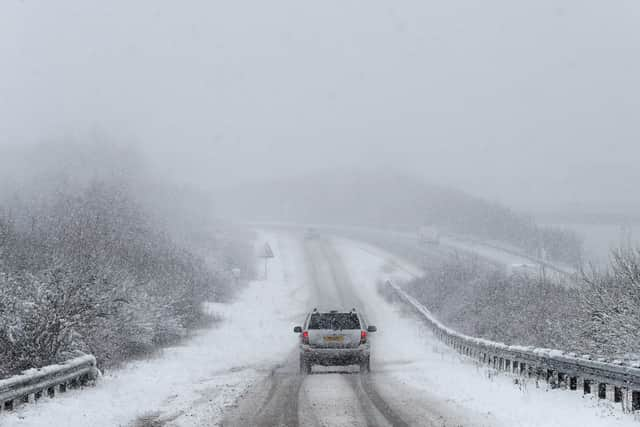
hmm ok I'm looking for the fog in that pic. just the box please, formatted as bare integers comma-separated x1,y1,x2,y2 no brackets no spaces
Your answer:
4,3,640,424
2,0,640,214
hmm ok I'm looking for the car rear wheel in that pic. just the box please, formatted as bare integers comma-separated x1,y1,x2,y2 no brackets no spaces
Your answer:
359,357,370,374
300,356,312,375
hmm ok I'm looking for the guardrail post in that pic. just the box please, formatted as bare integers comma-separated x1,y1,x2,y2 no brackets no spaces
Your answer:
557,372,566,389
544,369,550,382
597,383,607,399
549,370,559,388
632,390,640,411
621,388,631,412
569,376,577,390
613,386,623,404
546,370,558,388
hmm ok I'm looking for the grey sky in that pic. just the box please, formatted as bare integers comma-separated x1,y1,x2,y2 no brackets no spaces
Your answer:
1,0,639,213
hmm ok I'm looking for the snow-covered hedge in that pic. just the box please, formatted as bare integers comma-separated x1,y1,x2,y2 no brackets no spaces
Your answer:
404,247,640,361
0,142,251,378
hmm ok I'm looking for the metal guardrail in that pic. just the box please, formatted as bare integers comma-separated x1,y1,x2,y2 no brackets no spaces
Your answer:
386,280,640,413
0,354,99,412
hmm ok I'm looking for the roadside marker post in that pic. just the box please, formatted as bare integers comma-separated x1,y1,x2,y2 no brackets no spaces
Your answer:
259,242,275,280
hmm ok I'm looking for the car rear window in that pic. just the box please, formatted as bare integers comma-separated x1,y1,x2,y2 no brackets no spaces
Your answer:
308,313,361,330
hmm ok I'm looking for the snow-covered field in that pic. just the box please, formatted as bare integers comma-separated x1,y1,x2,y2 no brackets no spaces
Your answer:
333,237,638,427
3,232,309,427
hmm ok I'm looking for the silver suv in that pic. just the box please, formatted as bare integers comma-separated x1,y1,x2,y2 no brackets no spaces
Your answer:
293,309,377,374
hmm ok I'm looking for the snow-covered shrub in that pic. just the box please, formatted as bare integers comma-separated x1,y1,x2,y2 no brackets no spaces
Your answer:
404,246,640,359
579,247,640,356
405,254,582,352
0,141,251,377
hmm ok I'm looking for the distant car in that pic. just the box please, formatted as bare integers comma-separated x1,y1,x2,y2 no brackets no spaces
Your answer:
507,263,538,276
417,226,440,244
293,309,377,374
304,228,320,240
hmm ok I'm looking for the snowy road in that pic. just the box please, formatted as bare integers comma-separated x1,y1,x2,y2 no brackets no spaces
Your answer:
4,232,636,426
222,234,635,427
221,237,486,427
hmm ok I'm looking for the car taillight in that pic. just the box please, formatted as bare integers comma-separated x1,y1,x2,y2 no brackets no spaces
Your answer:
360,330,367,344
302,331,309,344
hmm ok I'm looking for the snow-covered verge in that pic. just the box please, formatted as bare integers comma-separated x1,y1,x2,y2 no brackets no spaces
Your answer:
333,238,639,427
2,231,309,427
0,144,256,379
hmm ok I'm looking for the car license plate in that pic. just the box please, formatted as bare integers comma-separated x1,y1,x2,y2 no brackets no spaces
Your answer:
323,335,344,342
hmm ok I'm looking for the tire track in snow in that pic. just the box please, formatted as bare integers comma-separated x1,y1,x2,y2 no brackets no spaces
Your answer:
310,238,410,427
220,350,302,426
223,233,475,427
299,373,368,427
319,237,488,427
